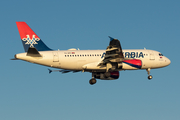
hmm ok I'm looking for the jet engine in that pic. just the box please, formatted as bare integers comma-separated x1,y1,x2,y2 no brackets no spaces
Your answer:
94,71,119,80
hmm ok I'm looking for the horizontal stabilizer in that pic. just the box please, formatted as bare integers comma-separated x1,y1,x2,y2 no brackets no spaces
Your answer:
11,58,19,60
48,69,80,74
27,47,42,57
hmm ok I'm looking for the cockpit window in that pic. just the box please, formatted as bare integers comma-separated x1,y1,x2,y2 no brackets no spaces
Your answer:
159,53,164,56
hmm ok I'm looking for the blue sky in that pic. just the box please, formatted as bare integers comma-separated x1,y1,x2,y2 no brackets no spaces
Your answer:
0,0,179,120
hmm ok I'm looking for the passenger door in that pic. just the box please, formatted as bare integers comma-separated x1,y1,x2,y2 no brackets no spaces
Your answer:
53,52,59,62
149,51,155,60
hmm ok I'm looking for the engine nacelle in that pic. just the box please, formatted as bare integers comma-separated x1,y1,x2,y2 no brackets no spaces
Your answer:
94,71,119,80
122,59,142,70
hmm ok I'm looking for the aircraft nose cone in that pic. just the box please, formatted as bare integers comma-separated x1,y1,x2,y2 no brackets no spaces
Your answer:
166,58,171,66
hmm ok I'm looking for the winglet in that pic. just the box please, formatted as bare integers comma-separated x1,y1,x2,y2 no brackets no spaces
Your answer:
108,36,121,49
108,36,115,41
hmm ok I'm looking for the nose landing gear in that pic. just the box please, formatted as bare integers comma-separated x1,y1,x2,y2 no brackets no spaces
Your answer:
146,68,153,80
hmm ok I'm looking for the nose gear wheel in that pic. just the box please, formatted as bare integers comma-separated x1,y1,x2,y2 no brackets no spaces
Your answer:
148,75,153,80
146,68,153,80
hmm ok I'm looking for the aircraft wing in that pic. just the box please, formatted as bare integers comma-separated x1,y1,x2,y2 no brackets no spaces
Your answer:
98,36,124,66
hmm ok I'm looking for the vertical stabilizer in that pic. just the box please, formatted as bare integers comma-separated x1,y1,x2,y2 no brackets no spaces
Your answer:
16,22,52,52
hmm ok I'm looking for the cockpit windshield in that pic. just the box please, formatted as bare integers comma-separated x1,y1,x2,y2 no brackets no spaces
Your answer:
159,53,164,56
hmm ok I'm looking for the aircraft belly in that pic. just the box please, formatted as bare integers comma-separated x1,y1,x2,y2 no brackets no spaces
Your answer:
60,58,79,70
60,57,102,70
82,62,106,70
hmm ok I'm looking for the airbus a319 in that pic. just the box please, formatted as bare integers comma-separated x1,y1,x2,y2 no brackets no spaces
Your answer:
12,22,171,85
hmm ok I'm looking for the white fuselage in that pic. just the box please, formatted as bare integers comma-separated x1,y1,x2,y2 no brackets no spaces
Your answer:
15,49,171,72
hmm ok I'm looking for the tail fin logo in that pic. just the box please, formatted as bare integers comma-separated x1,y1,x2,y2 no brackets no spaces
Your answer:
22,35,40,47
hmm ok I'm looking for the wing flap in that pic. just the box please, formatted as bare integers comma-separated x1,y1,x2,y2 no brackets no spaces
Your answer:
98,36,124,66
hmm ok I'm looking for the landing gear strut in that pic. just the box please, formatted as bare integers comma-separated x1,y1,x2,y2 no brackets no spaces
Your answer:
104,72,111,78
104,63,112,78
146,68,153,80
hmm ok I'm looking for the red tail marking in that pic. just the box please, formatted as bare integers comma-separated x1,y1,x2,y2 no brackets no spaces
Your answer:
16,22,40,40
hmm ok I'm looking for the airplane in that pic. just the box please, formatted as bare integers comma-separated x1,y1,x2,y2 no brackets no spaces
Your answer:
12,22,171,85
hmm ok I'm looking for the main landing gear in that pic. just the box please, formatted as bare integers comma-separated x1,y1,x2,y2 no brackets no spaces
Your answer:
146,68,153,80
89,78,97,85
89,73,97,85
